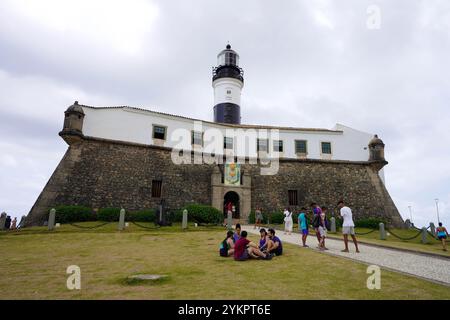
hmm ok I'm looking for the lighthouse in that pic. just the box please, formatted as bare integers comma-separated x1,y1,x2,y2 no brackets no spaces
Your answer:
212,44,244,124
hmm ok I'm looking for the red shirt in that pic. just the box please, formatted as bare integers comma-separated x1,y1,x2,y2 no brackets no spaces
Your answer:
234,238,250,259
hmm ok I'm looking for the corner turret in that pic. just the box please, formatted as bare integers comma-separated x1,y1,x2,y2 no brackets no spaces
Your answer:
59,101,85,144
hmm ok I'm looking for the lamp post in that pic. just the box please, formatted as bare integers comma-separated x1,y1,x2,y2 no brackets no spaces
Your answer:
434,198,440,223
408,206,413,223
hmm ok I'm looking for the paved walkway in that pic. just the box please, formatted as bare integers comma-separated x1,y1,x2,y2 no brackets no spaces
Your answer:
243,225,450,286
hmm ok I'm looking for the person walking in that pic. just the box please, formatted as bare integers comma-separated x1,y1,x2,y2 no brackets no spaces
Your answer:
436,222,449,251
254,207,263,229
298,207,309,247
283,207,293,235
337,200,360,253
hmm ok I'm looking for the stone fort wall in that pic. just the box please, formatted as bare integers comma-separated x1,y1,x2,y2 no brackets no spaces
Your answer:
26,137,403,227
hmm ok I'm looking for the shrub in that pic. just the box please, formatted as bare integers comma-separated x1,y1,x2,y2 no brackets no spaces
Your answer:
268,211,285,224
127,209,156,222
54,205,94,223
181,204,222,224
355,218,385,229
169,209,184,223
97,207,121,221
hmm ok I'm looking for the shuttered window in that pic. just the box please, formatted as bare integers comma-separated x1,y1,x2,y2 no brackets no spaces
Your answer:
152,180,162,198
288,190,298,206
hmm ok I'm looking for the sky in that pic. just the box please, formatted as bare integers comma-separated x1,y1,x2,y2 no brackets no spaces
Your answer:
0,0,449,228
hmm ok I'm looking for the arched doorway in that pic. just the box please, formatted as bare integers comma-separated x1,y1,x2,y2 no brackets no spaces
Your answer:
224,191,240,219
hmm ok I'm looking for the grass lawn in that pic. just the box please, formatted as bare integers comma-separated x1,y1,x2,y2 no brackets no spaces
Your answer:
265,223,450,258
1,222,449,300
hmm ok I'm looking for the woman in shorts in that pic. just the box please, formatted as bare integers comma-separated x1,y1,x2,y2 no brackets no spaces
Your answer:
436,222,449,251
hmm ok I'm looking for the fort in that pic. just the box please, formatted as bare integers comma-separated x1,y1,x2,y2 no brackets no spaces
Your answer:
25,45,403,227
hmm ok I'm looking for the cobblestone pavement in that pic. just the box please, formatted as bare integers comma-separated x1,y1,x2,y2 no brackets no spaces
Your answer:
243,225,450,286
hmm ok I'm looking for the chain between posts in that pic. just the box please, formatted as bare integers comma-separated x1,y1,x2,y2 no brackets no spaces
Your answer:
69,222,112,229
385,227,423,241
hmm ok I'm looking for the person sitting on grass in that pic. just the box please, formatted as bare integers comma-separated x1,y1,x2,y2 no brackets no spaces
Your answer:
234,231,272,261
233,224,242,243
259,228,269,252
298,207,309,247
436,222,449,252
266,228,283,256
219,230,235,257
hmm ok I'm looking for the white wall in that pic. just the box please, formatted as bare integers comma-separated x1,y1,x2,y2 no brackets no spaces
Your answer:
81,107,374,162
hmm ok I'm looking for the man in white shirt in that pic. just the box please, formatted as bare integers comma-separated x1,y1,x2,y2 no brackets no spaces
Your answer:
337,200,360,253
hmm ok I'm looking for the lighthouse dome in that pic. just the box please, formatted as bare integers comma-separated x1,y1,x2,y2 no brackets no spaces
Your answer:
217,44,240,67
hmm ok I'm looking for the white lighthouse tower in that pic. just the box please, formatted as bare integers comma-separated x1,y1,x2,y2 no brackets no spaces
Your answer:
212,44,244,124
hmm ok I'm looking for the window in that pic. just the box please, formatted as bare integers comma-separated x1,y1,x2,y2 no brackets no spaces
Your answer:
273,140,283,152
192,131,203,146
151,180,162,198
152,125,166,140
321,142,332,154
288,190,298,206
257,138,268,152
226,90,231,95
224,137,233,149
295,140,307,154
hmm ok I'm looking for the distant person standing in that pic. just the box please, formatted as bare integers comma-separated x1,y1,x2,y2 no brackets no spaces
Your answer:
436,222,449,251
5,216,11,230
311,203,322,244
224,201,233,226
337,200,360,253
254,207,263,229
10,217,17,230
283,207,293,235
318,207,329,250
298,207,309,247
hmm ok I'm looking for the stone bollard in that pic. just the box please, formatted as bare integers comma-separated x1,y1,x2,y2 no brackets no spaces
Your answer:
421,227,428,244
330,217,336,233
118,208,125,231
0,212,6,230
227,211,233,230
182,209,188,230
379,222,386,240
48,208,56,231
429,222,436,237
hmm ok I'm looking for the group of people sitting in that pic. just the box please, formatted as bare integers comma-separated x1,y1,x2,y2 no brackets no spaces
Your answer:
219,224,283,261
